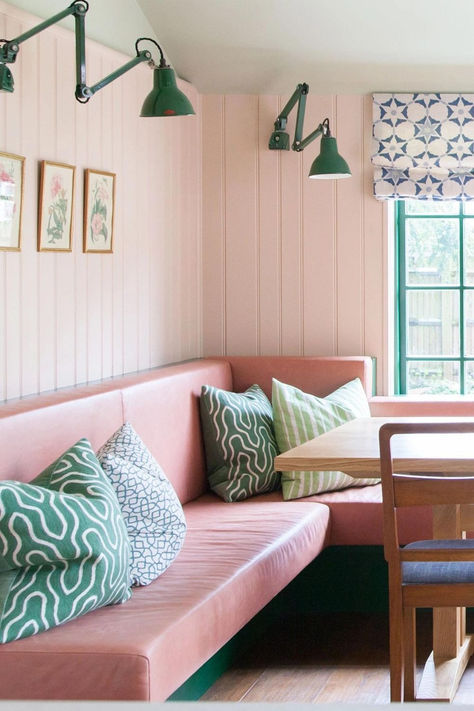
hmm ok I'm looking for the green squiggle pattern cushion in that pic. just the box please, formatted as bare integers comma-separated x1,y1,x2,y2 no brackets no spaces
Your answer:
0,439,131,643
273,378,380,499
200,384,280,502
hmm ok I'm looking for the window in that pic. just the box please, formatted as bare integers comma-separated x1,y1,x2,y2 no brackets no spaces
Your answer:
397,199,474,395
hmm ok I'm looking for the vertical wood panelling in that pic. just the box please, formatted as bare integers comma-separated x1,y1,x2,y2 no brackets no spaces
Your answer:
55,33,76,390
180,87,202,359
73,85,88,387
280,112,303,355
258,95,281,355
136,71,150,372
0,1,202,401
363,94,386,393
37,31,57,394
4,15,21,399
201,95,225,356
202,93,388,393
0,257,5,401
0,13,6,401
121,65,139,374
19,32,39,396
148,85,165,366
224,95,259,355
85,49,104,383
302,95,337,356
100,55,114,381
111,74,124,377
335,94,365,357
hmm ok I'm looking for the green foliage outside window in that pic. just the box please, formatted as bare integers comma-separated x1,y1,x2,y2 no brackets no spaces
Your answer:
397,200,474,395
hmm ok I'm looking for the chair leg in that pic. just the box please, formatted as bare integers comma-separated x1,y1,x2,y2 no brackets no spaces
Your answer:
389,595,404,702
403,606,416,701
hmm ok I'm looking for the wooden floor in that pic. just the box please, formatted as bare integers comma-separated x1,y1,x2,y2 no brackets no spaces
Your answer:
202,612,474,704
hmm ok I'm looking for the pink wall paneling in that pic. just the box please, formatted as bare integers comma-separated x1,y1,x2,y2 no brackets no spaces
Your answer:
201,92,389,394
0,0,202,401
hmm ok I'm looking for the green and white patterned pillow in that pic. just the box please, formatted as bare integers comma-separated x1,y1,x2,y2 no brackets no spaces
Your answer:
0,439,131,643
272,378,379,499
200,384,280,502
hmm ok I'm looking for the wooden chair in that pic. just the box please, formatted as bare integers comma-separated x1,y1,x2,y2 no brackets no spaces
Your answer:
379,421,474,702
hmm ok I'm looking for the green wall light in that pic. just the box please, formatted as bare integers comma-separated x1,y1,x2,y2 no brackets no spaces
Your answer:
269,84,351,179
140,57,195,117
308,127,351,180
0,62,13,93
0,1,195,118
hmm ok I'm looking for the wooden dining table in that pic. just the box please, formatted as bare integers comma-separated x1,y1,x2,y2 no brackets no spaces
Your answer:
274,415,474,702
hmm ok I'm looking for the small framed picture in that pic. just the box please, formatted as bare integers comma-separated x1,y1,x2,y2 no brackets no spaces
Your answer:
38,161,75,252
0,151,24,251
83,169,115,253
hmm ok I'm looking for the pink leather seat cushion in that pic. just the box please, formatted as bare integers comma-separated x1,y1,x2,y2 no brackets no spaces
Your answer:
0,494,330,701
253,486,432,546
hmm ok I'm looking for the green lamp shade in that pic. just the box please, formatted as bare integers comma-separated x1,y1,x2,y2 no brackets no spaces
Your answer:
309,134,351,179
140,66,195,117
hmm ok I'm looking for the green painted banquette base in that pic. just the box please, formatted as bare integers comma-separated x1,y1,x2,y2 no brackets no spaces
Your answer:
168,546,388,700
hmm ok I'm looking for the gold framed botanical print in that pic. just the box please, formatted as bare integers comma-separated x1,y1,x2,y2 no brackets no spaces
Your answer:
0,151,25,251
83,169,115,253
38,160,75,252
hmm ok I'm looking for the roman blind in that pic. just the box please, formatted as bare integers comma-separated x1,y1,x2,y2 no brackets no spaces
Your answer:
372,93,474,200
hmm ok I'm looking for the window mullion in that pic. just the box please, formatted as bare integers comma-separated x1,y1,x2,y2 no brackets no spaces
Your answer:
460,208,465,393
397,201,407,394
397,200,463,395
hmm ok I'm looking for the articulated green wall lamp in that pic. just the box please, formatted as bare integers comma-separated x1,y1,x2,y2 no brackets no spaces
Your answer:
0,0,195,117
269,83,350,179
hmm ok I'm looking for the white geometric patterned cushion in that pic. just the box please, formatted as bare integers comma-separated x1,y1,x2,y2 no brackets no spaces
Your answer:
97,423,186,586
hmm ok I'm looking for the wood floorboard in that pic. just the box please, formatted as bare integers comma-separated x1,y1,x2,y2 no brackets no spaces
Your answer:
200,669,264,702
241,668,334,703
202,612,474,704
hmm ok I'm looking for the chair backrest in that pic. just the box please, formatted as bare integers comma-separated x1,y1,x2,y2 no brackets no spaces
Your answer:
379,421,474,569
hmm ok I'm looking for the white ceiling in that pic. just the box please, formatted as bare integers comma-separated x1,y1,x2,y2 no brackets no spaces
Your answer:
137,0,474,95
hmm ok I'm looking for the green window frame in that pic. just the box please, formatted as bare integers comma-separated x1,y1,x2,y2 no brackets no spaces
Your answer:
396,200,474,395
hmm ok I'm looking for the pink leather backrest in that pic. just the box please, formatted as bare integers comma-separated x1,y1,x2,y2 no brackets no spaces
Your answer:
0,356,372,505
0,359,232,504
121,360,232,503
0,391,124,483
220,356,374,399
370,395,474,416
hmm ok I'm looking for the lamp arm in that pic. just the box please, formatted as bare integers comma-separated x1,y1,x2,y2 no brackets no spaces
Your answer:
272,82,308,131
74,14,155,102
294,117,331,152
0,1,87,63
0,2,160,105
294,123,324,152
76,51,151,102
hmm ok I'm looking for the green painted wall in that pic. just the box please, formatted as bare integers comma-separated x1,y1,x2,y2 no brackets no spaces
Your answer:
4,0,158,56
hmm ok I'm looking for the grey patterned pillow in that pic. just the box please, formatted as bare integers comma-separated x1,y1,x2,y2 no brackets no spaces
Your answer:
97,423,186,586
200,384,280,502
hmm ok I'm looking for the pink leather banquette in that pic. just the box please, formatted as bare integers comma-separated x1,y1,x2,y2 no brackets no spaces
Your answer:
0,355,445,700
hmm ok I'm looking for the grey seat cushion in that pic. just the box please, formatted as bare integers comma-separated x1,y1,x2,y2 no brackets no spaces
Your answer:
403,539,474,584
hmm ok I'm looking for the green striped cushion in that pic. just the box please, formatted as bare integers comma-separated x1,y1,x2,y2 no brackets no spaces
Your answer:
200,384,280,502
273,378,379,499
0,439,131,643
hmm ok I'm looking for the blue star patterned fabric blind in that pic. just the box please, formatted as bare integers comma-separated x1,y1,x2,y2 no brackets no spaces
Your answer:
372,93,474,200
